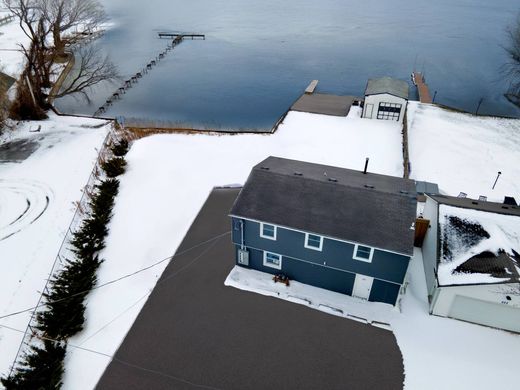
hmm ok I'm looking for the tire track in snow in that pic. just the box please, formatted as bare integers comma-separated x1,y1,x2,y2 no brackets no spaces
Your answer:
0,180,53,241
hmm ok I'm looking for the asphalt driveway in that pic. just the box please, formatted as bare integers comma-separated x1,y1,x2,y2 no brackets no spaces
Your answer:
96,187,404,390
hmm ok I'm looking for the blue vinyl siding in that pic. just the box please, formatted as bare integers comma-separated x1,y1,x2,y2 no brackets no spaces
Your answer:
242,246,356,295
369,280,401,305
231,217,410,305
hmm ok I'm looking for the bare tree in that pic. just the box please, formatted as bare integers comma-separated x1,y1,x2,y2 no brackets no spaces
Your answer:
504,15,520,106
3,0,116,118
52,45,117,102
44,0,107,56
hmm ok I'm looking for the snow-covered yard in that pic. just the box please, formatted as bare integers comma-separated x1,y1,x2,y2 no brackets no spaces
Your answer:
407,102,520,202
59,106,520,390
0,114,109,376
0,12,29,78
61,110,405,388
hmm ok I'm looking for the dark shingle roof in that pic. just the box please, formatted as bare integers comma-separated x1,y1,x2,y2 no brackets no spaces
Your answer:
231,157,417,255
365,77,409,99
454,251,520,284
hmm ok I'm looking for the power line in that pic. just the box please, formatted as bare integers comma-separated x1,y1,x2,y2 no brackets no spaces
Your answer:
0,231,231,320
0,324,222,390
78,237,221,346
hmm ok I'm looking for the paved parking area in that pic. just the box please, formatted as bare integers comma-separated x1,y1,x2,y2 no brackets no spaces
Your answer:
96,188,404,390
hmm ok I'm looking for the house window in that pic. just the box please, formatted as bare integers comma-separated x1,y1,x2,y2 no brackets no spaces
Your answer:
377,102,402,121
263,251,282,270
260,223,277,240
305,233,323,251
353,244,374,262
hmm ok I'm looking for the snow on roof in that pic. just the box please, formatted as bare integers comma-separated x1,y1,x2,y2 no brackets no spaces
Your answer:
438,204,520,286
365,77,409,99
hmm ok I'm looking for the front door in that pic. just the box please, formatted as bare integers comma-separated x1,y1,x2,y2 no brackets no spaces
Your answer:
364,103,374,118
352,274,374,300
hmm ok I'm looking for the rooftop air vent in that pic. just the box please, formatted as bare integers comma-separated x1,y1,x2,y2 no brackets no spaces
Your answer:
294,172,303,176
328,178,338,182
260,166,270,170
364,184,374,189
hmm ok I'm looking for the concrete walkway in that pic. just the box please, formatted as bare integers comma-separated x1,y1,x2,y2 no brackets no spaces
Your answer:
96,188,404,390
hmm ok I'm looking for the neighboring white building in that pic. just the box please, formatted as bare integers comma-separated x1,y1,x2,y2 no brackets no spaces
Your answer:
362,77,409,124
421,194,520,333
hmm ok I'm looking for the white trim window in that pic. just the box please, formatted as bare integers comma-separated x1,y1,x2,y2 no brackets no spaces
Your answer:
263,251,282,270
353,244,374,262
304,233,323,251
260,223,277,240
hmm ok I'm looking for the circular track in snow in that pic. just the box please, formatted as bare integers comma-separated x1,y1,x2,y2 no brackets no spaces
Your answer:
0,180,53,241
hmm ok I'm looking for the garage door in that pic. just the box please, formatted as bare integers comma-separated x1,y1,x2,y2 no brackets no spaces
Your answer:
449,295,520,332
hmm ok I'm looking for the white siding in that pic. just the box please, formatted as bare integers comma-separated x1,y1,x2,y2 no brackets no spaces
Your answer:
432,283,520,332
421,197,439,299
362,93,407,124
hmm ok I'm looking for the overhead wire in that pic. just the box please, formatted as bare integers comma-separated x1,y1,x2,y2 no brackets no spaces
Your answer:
0,323,222,390
0,230,231,320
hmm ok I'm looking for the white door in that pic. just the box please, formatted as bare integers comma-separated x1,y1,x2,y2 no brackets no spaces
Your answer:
352,274,374,300
364,103,374,119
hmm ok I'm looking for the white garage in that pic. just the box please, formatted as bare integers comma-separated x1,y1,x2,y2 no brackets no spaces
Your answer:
421,194,520,333
362,77,409,124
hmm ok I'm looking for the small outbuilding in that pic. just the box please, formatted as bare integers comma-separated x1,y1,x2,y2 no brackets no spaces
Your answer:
421,194,520,332
230,156,417,306
362,77,409,124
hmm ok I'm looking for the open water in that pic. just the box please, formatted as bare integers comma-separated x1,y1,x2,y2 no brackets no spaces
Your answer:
55,0,520,130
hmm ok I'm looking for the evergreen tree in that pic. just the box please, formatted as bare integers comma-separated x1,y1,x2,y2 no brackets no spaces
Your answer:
101,157,126,178
1,340,66,389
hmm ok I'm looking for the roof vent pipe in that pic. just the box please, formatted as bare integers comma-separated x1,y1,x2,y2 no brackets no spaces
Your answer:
363,158,369,174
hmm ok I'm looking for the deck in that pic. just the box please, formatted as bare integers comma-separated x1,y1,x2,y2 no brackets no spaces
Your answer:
291,93,361,117
411,72,432,104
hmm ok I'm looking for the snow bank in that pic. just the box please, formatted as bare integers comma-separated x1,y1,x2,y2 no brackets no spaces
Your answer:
225,265,396,328
0,114,109,376
61,111,404,389
407,102,520,202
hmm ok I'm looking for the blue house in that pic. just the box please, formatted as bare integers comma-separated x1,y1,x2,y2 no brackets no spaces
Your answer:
230,157,417,305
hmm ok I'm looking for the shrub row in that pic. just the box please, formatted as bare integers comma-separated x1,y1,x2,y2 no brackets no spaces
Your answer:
1,140,128,389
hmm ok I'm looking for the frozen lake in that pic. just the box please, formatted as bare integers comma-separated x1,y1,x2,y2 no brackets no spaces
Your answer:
55,0,520,130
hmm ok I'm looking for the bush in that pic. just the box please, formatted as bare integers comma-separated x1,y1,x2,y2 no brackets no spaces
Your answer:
110,139,129,156
101,157,126,178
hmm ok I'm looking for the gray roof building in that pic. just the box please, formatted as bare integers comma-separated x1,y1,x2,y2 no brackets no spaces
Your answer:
365,77,409,100
231,156,417,255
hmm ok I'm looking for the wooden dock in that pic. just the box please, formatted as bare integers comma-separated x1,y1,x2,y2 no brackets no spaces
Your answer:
305,80,319,94
411,72,432,104
158,32,205,40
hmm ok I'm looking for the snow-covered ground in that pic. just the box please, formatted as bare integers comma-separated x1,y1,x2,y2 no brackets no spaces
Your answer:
61,110,404,388
0,114,109,377
225,265,395,329
407,102,520,202
0,12,29,78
